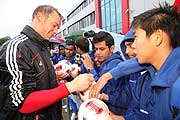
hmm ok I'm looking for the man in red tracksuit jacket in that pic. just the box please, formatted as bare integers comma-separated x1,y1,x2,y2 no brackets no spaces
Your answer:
0,5,93,120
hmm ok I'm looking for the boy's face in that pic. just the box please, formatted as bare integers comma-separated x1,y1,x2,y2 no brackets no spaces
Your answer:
54,46,59,53
94,41,114,63
133,28,157,64
65,45,75,58
124,41,136,59
59,46,65,55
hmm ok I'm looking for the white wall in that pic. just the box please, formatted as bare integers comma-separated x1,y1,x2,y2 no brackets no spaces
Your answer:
59,1,95,33
129,0,174,24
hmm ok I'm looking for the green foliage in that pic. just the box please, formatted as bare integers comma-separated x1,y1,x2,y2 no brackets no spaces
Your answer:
64,30,85,41
65,35,82,41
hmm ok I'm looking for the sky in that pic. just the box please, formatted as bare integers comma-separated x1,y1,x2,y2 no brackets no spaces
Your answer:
0,0,80,38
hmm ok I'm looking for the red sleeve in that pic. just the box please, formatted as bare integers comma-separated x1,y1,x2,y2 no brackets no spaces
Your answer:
19,82,70,114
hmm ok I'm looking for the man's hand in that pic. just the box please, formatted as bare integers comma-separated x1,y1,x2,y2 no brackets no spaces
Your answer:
56,70,69,80
99,93,109,101
82,53,94,69
65,74,94,93
89,72,112,98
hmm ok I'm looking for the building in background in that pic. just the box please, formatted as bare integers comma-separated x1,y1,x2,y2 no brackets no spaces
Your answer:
59,0,174,37
60,0,95,37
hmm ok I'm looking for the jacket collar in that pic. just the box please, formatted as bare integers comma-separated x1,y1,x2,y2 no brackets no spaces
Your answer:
147,47,180,87
101,51,123,66
21,25,49,48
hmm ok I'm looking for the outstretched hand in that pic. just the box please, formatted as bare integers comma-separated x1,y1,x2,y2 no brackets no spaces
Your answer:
66,73,94,93
89,72,112,98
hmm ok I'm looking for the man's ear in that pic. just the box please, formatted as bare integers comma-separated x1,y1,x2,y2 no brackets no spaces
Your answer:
110,45,115,53
155,29,163,47
35,12,45,22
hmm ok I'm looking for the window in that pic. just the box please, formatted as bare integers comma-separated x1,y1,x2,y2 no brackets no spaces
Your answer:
100,0,122,33
90,12,95,25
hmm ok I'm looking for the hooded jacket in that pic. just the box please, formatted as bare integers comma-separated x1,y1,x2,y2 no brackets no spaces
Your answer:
124,47,180,120
120,29,135,60
120,29,142,93
99,51,131,115
52,52,65,65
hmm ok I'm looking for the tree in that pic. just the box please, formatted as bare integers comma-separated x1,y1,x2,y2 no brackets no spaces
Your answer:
64,30,85,41
65,35,81,41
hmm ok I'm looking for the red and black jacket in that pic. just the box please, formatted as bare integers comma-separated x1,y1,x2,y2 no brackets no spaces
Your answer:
0,25,69,120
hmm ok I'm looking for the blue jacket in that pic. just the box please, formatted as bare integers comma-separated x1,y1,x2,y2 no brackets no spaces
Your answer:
124,47,180,120
64,55,76,64
51,43,66,65
120,29,142,93
52,53,65,65
109,58,145,80
120,29,135,60
98,51,131,115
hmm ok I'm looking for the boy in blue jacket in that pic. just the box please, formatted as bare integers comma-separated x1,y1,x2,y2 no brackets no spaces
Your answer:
84,31,131,115
120,29,142,93
93,3,180,120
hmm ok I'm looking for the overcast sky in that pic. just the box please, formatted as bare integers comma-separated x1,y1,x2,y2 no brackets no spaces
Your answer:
0,0,79,38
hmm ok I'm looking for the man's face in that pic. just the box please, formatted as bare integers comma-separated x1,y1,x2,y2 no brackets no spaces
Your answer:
59,46,65,56
54,45,59,54
40,11,61,40
94,41,114,63
133,28,156,64
125,41,136,59
65,45,75,58
94,53,102,67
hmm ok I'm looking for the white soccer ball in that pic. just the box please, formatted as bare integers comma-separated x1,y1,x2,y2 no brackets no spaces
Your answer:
54,60,72,75
78,98,110,120
70,63,81,78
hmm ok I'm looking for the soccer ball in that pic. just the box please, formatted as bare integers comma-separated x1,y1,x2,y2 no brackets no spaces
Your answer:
54,60,72,75
79,81,101,101
70,63,81,78
54,60,81,77
78,98,110,120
